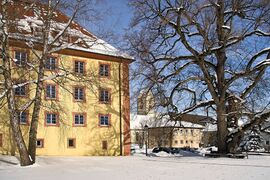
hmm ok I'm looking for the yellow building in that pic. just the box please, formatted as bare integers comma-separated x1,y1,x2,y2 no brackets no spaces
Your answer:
131,90,211,149
0,2,133,156
131,114,205,149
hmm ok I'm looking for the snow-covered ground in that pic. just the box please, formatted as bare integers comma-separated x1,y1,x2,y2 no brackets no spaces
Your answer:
0,154,270,180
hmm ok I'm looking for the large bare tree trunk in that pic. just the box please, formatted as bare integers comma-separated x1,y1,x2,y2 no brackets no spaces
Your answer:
28,21,48,163
216,104,228,153
28,66,45,163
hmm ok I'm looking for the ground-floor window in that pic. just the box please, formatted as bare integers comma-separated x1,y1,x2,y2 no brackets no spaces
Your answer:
68,138,76,148
0,134,2,147
102,140,107,150
36,139,44,148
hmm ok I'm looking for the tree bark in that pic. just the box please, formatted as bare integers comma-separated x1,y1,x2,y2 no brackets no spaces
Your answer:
28,46,46,163
216,104,228,153
28,3,50,161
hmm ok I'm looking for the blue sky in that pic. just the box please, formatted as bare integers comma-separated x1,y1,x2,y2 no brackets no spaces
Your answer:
82,0,133,42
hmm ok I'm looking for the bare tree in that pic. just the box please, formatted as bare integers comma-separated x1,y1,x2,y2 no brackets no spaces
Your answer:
1,0,103,165
0,0,32,166
128,0,270,153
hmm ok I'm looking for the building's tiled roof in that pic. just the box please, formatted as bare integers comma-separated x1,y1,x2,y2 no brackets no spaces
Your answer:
4,0,133,60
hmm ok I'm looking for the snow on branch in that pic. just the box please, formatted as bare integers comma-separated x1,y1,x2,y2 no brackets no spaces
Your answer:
228,109,270,137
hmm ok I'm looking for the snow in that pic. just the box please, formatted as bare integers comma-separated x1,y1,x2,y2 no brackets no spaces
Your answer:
1,154,270,180
8,6,133,60
222,25,231,30
130,113,205,129
202,123,217,132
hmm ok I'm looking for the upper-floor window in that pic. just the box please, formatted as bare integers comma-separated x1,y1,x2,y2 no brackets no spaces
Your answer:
45,112,58,126
46,57,57,71
74,87,85,102
15,51,27,66
99,114,110,126
45,84,57,100
14,83,27,97
99,89,110,103
74,60,85,74
73,113,86,126
17,111,28,125
99,64,110,77
180,129,183,135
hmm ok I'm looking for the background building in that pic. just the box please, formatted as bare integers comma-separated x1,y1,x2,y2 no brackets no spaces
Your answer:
131,90,214,149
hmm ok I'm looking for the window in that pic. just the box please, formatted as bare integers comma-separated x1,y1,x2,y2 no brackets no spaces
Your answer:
99,89,110,103
174,140,178,144
191,140,193,144
15,51,27,66
73,87,85,101
45,112,58,126
74,60,85,74
191,129,194,135
36,139,44,148
102,140,108,150
180,140,183,144
15,84,27,96
73,113,86,126
135,132,139,142
185,129,188,135
99,64,110,77
45,84,57,100
46,57,57,71
0,134,2,147
266,141,270,145
99,114,110,126
17,111,28,125
68,138,76,148
186,140,188,144
180,129,183,135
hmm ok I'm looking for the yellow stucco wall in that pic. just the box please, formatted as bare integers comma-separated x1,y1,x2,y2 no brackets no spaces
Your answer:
0,47,128,156
146,127,203,149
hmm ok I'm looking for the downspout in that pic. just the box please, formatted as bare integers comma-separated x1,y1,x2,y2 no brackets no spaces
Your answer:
119,62,123,156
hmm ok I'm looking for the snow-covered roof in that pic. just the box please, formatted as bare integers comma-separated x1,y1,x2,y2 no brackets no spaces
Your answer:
5,1,133,60
203,123,217,132
130,113,205,129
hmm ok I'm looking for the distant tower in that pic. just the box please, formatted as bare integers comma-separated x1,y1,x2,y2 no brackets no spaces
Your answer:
137,90,155,115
